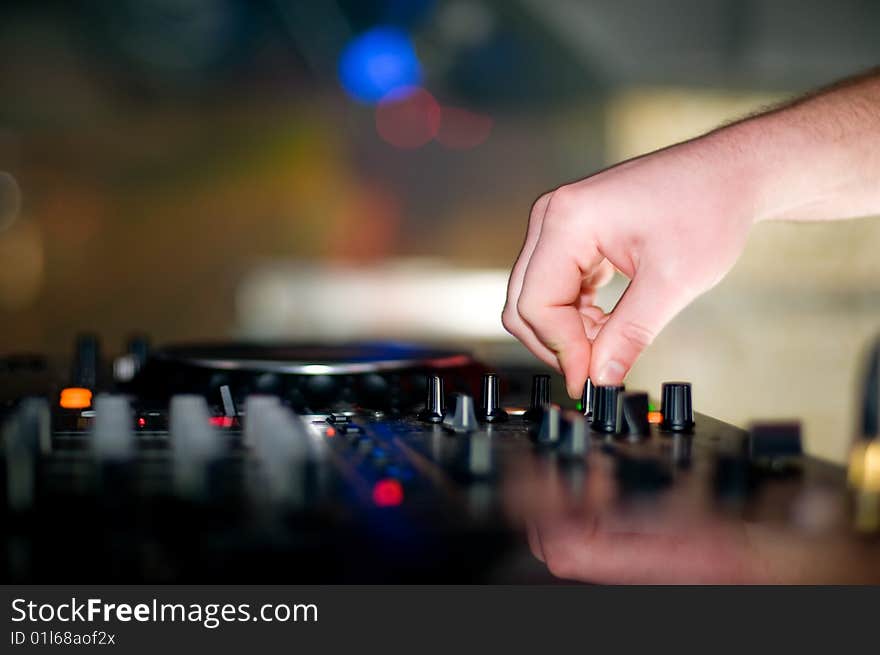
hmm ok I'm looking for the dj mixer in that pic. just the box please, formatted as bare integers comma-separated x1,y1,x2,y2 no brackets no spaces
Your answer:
2,336,879,583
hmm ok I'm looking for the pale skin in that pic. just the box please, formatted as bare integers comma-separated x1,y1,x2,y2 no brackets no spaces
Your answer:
502,69,880,582
503,68,880,398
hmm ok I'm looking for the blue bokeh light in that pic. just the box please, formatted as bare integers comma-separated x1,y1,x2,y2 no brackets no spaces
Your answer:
338,27,422,104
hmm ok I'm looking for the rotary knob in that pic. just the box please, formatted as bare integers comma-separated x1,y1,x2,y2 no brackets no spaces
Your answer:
660,382,694,432
620,391,650,438
523,374,551,422
480,374,508,423
443,393,479,433
91,395,135,462
418,375,446,423
559,410,589,458
590,385,625,434
535,403,562,445
580,378,595,417
170,395,223,500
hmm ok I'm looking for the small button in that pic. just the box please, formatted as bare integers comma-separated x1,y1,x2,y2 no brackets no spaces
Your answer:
60,387,92,410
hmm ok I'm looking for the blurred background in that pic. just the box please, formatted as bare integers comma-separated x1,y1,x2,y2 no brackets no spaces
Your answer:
2,0,880,463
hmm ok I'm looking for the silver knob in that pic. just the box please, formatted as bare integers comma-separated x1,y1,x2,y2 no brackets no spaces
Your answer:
443,393,479,433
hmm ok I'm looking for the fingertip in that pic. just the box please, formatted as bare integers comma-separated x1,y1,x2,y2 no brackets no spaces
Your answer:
558,346,590,399
565,376,584,400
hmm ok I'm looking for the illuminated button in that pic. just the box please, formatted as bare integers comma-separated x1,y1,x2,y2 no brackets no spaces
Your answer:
647,411,663,424
372,478,404,507
208,416,234,428
60,387,92,409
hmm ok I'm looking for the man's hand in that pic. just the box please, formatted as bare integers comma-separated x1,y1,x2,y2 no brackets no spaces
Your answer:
503,69,880,397
503,138,756,397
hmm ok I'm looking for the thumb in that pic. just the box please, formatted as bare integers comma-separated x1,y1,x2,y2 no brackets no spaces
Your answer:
589,272,691,384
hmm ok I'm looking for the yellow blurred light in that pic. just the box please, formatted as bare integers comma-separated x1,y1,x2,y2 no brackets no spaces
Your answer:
862,442,880,493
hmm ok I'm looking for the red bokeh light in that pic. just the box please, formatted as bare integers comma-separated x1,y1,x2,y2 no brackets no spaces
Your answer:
375,87,441,149
372,478,404,507
436,106,493,149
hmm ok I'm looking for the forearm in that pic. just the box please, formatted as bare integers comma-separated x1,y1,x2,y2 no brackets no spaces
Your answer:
705,68,880,224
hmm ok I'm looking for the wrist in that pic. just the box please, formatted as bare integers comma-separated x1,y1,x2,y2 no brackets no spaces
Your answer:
674,123,768,229
710,91,880,224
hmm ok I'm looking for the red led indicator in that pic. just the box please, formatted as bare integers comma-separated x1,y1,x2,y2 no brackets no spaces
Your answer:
209,416,234,428
137,417,146,428
326,427,336,437
372,479,404,507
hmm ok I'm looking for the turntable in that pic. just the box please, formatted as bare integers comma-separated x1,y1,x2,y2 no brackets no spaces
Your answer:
2,335,879,583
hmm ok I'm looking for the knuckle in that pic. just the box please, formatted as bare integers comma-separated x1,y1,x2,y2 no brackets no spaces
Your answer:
516,297,541,327
618,321,657,352
529,192,553,222
500,308,518,334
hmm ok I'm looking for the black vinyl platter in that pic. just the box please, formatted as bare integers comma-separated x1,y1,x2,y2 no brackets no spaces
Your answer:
127,342,485,414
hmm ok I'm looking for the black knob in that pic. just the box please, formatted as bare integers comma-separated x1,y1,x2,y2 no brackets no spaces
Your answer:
523,374,550,422
72,333,100,389
620,391,650,437
581,378,595,417
534,403,562,445
480,374,508,422
748,421,802,462
418,375,445,423
559,410,589,458
660,382,694,432
590,385,625,433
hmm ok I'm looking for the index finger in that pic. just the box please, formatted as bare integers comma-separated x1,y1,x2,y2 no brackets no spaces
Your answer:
517,221,604,398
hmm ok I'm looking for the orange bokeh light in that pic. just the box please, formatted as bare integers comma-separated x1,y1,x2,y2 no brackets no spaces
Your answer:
60,387,92,409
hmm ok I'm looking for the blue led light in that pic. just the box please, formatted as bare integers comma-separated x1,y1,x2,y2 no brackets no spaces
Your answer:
338,27,422,104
